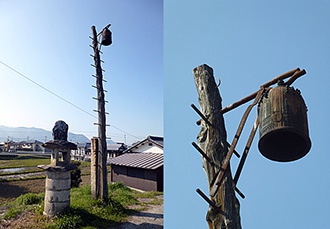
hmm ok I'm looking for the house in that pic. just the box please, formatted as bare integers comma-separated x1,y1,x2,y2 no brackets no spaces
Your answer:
3,141,18,152
107,143,127,159
124,135,163,154
18,140,44,151
0,142,4,152
71,142,91,161
109,152,163,191
71,141,127,161
108,135,163,191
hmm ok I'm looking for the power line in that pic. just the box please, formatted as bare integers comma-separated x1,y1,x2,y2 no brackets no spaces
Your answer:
0,60,141,141
108,125,141,140
0,60,96,119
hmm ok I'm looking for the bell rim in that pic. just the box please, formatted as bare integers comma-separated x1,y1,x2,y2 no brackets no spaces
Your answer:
258,128,311,162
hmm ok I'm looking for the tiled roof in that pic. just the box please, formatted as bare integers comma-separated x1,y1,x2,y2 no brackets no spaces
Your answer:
77,142,91,148
148,136,163,147
108,153,163,170
107,143,127,151
125,135,164,153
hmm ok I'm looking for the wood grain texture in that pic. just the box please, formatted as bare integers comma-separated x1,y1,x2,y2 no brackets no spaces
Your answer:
193,64,241,229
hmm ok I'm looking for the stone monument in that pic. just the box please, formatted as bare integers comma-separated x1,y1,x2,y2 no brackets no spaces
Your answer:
38,120,77,217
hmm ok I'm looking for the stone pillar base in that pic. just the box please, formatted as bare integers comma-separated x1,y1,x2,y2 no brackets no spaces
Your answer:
43,169,71,217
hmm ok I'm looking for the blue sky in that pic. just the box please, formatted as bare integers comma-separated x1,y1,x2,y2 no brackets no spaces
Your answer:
165,1,330,228
1,1,330,228
0,0,163,145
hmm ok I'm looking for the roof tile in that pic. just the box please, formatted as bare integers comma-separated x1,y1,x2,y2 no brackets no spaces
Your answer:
108,153,163,170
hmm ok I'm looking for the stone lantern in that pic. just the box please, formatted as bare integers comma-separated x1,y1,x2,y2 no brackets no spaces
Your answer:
38,120,77,217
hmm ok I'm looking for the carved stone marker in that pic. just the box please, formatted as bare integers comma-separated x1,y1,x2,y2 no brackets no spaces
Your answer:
38,120,77,217
52,120,68,141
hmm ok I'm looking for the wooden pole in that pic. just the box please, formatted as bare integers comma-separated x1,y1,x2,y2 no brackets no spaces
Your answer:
91,25,108,201
91,137,99,198
193,64,241,229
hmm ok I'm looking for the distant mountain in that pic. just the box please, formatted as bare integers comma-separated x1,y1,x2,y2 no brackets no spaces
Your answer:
0,125,90,143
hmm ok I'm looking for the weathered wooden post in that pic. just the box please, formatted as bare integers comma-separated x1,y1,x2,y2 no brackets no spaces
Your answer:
90,24,112,201
38,120,77,217
90,137,99,198
193,64,242,229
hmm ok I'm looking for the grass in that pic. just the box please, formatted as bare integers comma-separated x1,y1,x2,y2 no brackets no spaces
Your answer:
0,167,42,176
77,161,93,175
0,175,46,182
2,193,44,220
0,155,50,169
0,157,163,228
0,158,91,182
0,182,162,229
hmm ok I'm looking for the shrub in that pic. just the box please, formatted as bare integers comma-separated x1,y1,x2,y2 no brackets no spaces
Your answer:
15,193,43,205
70,161,82,188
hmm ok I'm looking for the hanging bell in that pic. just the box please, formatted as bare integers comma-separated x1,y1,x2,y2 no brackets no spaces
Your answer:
101,28,112,46
258,82,311,162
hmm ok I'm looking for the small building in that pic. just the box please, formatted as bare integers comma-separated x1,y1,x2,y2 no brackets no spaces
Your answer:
71,142,91,161
3,141,18,152
108,135,163,191
18,140,44,151
109,152,163,191
107,143,127,159
0,142,5,152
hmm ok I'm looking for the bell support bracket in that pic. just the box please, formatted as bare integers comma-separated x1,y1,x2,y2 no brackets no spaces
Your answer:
210,88,265,197
220,68,306,114
233,115,259,185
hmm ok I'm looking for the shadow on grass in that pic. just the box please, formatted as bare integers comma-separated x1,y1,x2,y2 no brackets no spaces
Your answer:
127,209,163,219
67,207,119,228
0,181,29,199
116,222,163,229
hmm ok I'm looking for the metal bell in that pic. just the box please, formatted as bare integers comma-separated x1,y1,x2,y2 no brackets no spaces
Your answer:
258,83,311,162
101,28,112,46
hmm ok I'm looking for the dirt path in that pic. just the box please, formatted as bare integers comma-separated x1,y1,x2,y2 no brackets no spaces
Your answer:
114,195,163,229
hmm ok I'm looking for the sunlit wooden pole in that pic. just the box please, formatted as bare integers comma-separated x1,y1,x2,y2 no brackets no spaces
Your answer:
91,25,108,201
193,64,241,229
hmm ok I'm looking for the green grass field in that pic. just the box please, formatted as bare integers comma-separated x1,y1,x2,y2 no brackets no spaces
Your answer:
0,154,50,169
0,156,162,228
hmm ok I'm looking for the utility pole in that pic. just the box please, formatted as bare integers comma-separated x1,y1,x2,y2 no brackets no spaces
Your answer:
91,24,112,201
